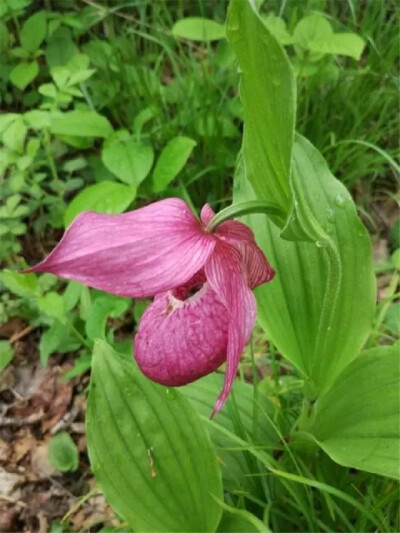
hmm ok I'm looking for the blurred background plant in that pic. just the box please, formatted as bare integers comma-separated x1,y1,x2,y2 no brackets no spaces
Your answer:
0,0,398,531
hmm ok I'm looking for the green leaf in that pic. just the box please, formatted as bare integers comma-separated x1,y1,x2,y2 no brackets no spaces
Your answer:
9,61,39,90
152,136,196,193
293,14,364,60
182,373,280,492
50,66,70,88
306,345,400,479
226,0,295,221
0,114,19,135
86,340,223,532
64,181,136,227
67,68,96,86
39,321,64,366
63,281,83,311
172,17,225,42
101,136,154,188
63,353,92,380
383,302,400,335
2,116,27,153
37,292,66,320
261,14,293,45
51,110,112,138
0,270,38,298
234,135,375,395
217,506,270,532
309,33,365,60
293,14,331,51
39,320,80,366
45,26,78,68
228,2,374,392
85,295,130,341
38,83,57,99
0,341,13,371
48,432,79,472
20,10,46,53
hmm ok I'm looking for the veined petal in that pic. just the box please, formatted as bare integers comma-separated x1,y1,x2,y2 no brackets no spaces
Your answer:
200,203,215,225
236,241,275,289
27,198,215,298
134,280,229,386
215,219,254,243
202,203,274,289
205,241,257,417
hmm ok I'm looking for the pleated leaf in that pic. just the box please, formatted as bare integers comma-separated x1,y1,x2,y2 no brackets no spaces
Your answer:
307,345,400,479
86,340,223,532
234,136,375,395
228,0,375,394
226,0,295,220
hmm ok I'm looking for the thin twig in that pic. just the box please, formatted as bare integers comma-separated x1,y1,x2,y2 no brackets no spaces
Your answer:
9,325,35,344
0,412,45,428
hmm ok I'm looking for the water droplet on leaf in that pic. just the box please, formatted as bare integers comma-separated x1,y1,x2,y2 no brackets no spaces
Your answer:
335,194,345,207
165,388,177,400
326,208,334,221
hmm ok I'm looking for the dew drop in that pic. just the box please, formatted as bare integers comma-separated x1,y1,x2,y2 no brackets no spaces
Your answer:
335,194,345,207
165,388,177,400
326,208,334,221
315,240,328,248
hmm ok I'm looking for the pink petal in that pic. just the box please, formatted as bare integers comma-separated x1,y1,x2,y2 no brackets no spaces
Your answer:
200,204,274,288
134,277,229,386
215,219,254,243
26,198,215,298
200,203,215,225
205,241,257,417
236,241,275,289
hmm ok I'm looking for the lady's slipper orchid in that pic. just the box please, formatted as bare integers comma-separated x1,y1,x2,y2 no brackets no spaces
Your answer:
27,198,274,416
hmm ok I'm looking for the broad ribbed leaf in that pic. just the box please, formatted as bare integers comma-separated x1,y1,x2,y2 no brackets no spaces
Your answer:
228,1,375,393
234,136,375,394
182,374,280,493
86,340,223,532
307,345,400,479
226,0,295,219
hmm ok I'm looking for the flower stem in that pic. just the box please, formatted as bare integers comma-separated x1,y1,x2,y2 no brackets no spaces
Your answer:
207,200,284,232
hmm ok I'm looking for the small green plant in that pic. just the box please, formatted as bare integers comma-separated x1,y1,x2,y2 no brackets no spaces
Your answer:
48,432,79,473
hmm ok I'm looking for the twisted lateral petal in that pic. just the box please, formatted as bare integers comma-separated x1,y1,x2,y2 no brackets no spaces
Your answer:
201,203,274,289
27,198,216,298
236,241,275,289
205,241,257,417
201,203,254,241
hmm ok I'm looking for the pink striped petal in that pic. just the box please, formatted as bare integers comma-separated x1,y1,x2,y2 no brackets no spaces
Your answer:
27,198,215,298
215,219,254,243
236,241,275,289
205,241,257,417
200,203,215,225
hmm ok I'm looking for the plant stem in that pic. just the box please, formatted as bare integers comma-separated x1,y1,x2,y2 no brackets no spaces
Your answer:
207,200,284,232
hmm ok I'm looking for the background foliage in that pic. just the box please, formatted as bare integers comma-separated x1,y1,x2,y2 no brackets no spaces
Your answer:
0,0,399,531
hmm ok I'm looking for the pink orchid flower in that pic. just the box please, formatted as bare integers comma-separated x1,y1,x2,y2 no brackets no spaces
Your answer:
27,198,274,416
